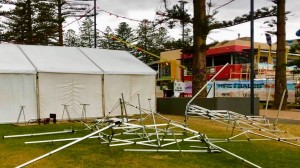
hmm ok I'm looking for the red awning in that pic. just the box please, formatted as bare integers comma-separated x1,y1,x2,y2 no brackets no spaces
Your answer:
206,45,250,56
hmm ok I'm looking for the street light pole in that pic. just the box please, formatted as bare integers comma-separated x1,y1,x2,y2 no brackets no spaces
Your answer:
250,0,255,115
94,0,97,48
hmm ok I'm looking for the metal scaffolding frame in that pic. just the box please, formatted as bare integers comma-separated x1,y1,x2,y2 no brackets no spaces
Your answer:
8,94,262,168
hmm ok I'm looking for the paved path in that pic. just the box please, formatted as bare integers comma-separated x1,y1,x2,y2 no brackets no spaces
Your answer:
259,108,300,124
260,109,300,120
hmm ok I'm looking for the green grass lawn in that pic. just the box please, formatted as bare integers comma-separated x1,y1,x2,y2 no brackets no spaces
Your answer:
1,115,300,168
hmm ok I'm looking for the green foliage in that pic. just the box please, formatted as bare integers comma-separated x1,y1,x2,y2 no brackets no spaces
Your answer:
215,6,279,29
2,0,60,45
98,26,120,50
134,20,173,63
289,44,300,54
1,0,93,45
156,4,191,29
97,22,136,50
158,2,278,35
113,22,135,51
98,21,176,64
2,0,35,44
79,17,95,48
34,1,58,45
63,29,79,47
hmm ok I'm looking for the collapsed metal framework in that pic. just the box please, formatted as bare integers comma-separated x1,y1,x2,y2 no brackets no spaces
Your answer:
186,105,300,146
8,95,260,168
184,63,300,147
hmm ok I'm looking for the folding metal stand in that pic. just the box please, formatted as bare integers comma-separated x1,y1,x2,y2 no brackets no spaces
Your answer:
16,106,26,125
80,104,89,122
61,104,71,122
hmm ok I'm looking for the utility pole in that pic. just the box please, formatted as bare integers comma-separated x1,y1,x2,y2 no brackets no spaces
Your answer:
93,0,97,48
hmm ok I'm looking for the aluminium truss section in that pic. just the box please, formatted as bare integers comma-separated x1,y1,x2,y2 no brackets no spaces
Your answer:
186,104,300,147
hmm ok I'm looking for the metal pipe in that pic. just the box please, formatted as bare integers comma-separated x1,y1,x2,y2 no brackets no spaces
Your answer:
185,63,229,124
93,0,97,48
250,0,255,115
4,130,73,139
148,99,161,146
16,124,115,168
228,130,250,140
275,89,286,124
109,142,134,147
25,136,103,144
187,63,229,105
137,94,144,126
135,142,159,147
124,149,218,153
121,93,129,123
249,131,300,147
208,142,261,168
264,86,272,116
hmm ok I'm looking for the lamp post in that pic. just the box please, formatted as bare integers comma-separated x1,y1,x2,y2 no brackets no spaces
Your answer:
94,0,97,48
250,0,255,115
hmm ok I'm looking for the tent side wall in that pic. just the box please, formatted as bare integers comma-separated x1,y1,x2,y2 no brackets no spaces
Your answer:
103,74,156,116
38,73,103,120
0,74,37,123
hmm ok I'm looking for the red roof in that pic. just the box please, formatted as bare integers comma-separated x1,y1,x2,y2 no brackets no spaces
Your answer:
206,45,250,56
179,45,250,59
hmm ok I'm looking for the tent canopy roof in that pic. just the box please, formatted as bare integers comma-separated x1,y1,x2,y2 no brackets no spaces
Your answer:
0,44,156,75
79,48,156,75
0,44,36,74
19,45,103,74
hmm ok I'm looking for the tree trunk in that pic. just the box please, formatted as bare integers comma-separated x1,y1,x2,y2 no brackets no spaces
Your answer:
192,0,208,97
274,0,287,109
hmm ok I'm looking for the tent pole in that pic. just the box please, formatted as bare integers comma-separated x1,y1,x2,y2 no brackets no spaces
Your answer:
119,98,124,122
121,93,129,123
102,76,106,117
76,47,105,118
36,73,40,120
16,45,40,121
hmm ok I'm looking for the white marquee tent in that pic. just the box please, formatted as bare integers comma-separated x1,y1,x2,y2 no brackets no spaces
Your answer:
0,44,37,123
79,48,156,116
0,44,156,123
18,45,104,120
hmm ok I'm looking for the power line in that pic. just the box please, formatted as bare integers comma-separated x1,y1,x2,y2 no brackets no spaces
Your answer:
64,7,94,28
97,9,143,22
64,7,157,29
214,0,235,11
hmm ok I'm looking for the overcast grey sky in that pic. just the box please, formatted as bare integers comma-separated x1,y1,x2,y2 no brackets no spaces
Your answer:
66,0,299,43
1,0,299,43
